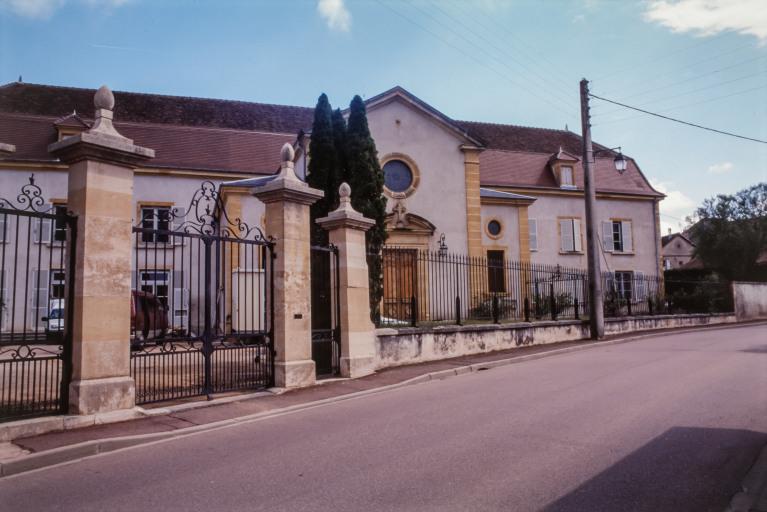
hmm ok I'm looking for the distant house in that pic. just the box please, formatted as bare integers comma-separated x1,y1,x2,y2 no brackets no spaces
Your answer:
662,231,696,270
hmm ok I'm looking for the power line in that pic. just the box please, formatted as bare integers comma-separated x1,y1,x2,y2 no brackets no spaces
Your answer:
589,92,767,144
593,82,767,126
373,0,579,120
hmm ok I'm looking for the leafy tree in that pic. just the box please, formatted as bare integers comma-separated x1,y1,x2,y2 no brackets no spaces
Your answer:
306,94,338,245
345,95,388,320
687,182,767,281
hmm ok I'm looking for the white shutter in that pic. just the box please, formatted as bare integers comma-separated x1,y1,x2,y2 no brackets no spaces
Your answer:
634,271,645,301
33,217,52,243
172,207,186,245
0,214,7,243
605,272,615,295
621,221,633,253
528,219,538,251
560,219,574,252
172,270,189,330
602,221,613,252
573,219,582,252
30,269,49,328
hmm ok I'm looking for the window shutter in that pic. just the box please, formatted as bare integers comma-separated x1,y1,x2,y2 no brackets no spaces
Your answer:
528,219,538,252
573,219,582,252
33,217,52,243
621,221,633,252
634,271,645,301
172,207,186,245
30,269,49,327
0,214,7,243
601,221,613,252
560,219,574,252
172,270,189,331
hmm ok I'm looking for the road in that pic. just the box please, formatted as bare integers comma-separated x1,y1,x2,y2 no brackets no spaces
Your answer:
1,324,766,511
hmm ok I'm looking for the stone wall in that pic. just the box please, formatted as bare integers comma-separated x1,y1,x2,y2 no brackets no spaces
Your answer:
375,313,737,369
733,282,767,320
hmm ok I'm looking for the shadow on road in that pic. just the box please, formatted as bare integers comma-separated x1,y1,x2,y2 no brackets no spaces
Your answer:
542,426,766,512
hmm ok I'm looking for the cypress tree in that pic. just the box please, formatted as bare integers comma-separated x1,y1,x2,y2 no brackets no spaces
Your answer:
306,93,337,245
331,108,348,187
345,95,388,321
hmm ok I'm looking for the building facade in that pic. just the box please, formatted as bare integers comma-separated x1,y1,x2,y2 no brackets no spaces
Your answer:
0,82,664,333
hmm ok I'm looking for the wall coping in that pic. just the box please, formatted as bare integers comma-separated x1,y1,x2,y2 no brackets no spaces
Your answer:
375,312,735,337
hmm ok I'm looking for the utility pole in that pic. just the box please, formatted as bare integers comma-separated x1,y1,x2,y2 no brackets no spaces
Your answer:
580,79,604,339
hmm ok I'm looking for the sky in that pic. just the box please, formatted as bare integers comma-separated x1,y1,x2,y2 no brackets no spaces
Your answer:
1,0,765,233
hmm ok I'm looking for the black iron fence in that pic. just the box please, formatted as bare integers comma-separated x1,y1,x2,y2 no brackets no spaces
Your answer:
375,247,715,328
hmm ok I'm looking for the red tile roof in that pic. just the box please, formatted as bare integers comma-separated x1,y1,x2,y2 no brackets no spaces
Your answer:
0,82,662,196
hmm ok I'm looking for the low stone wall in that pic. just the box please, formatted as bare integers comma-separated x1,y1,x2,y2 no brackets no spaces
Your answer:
375,313,737,369
733,282,767,320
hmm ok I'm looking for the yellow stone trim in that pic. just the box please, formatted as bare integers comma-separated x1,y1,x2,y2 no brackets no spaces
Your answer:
517,205,531,264
488,185,658,202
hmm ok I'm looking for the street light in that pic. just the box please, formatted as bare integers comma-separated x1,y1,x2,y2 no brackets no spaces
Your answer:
579,79,629,339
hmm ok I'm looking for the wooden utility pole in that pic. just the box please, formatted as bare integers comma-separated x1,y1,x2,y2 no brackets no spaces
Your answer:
580,79,604,339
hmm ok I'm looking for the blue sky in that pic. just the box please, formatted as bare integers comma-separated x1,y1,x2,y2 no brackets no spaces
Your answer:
1,0,765,232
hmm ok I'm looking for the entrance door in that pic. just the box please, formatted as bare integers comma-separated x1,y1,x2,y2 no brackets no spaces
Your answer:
382,248,417,324
310,245,340,377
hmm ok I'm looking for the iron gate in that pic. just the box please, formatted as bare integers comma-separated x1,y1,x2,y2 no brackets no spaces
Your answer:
310,245,340,377
0,175,76,422
130,182,274,404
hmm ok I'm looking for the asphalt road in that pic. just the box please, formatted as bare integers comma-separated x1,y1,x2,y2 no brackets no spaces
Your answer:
2,324,766,511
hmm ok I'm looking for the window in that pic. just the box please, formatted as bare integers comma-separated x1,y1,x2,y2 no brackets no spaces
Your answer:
52,204,68,242
528,219,538,251
140,206,170,243
613,271,633,299
486,219,502,238
560,166,574,187
139,270,170,308
487,250,506,293
382,160,414,193
50,269,66,300
602,220,633,253
559,218,582,253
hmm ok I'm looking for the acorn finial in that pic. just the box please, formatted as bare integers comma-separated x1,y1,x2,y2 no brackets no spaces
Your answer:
339,182,351,199
94,85,115,110
280,142,295,163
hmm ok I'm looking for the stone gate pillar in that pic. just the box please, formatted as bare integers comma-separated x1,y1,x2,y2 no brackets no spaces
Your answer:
49,85,154,415
253,144,323,388
317,183,377,378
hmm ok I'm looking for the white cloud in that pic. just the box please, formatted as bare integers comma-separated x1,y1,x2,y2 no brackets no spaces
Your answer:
643,0,767,43
572,14,586,23
651,179,698,233
317,0,351,32
0,0,129,19
707,161,734,174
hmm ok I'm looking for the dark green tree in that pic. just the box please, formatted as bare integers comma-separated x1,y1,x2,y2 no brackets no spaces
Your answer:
345,95,388,321
687,182,767,281
331,108,348,187
306,93,338,245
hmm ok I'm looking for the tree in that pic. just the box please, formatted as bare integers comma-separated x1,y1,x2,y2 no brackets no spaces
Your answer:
306,94,338,245
688,182,767,281
331,108,348,186
345,95,388,320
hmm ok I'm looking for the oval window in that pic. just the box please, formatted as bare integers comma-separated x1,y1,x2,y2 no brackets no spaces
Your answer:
487,220,502,237
383,160,414,193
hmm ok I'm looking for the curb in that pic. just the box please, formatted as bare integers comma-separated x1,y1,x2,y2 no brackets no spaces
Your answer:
1,320,765,479
725,444,767,512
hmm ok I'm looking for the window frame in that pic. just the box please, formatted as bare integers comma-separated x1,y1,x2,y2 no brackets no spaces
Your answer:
486,249,506,294
558,217,583,254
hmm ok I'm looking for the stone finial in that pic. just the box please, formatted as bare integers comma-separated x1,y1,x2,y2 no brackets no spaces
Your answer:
94,85,115,110
277,142,300,181
281,142,295,163
333,182,357,215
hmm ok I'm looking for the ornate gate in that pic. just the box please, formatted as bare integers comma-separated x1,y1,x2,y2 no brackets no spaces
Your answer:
130,182,274,404
0,176,76,422
310,245,340,377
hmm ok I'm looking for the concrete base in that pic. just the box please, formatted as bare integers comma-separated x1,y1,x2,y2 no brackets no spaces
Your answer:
340,356,376,379
274,360,316,389
69,376,136,415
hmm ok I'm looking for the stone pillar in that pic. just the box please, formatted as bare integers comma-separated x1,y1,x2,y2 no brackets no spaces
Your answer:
317,183,377,378
49,85,154,415
252,144,323,388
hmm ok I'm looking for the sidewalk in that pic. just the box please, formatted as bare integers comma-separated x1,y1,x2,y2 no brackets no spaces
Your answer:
0,321,763,478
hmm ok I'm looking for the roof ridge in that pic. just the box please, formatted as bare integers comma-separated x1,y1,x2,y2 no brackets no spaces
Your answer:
0,81,314,112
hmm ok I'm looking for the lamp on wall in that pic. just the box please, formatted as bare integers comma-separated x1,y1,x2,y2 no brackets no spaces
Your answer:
438,233,448,257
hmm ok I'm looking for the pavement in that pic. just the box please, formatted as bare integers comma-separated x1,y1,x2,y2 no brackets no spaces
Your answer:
0,322,765,511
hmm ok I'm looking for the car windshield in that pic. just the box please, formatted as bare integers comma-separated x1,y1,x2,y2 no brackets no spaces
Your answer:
48,309,64,319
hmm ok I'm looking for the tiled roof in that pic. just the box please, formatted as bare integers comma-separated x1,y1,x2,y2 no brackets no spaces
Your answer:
479,188,536,201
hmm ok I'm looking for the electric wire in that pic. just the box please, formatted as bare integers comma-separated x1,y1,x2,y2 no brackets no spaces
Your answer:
589,93,767,144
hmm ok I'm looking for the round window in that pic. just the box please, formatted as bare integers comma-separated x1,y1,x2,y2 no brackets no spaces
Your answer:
383,160,414,193
487,220,502,237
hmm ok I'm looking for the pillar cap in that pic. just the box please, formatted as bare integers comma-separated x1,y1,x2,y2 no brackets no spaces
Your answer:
317,182,375,231
48,84,154,166
252,143,323,205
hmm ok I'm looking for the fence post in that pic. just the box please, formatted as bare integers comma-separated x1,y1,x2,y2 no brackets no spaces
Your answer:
253,144,323,388
48,85,154,415
455,296,462,326
524,297,531,322
627,295,632,316
550,283,557,321
411,295,417,327
574,300,580,320
648,296,654,315
317,183,377,378
492,295,500,324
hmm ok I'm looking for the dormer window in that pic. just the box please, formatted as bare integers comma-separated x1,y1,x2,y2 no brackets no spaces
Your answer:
549,148,579,189
53,112,89,141
560,166,574,187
